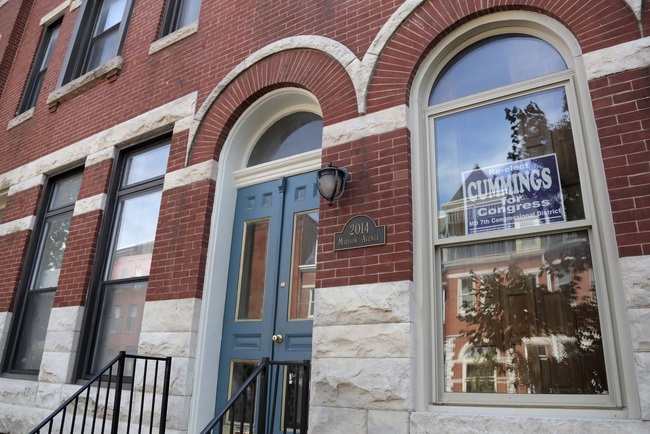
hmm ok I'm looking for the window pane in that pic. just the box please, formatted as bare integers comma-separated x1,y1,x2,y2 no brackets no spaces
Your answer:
227,361,258,426
123,143,171,187
436,87,583,238
85,27,120,72
38,25,60,71
95,0,127,34
92,281,146,372
176,0,201,28
288,211,318,320
442,231,608,394
13,290,55,371
32,214,73,289
247,112,323,167
429,35,567,105
50,172,82,209
236,219,270,321
107,191,162,280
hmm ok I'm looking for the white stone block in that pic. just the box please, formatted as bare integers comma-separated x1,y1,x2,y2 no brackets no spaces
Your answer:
313,323,411,358
47,305,84,332
138,331,198,358
0,403,50,434
628,308,650,351
311,358,412,410
368,409,410,434
39,350,75,383
315,281,412,326
309,406,367,434
636,352,650,421
0,378,38,406
140,298,201,333
43,329,79,353
620,256,650,308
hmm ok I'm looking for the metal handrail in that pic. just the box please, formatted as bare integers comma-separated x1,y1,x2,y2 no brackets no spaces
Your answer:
31,351,172,434
201,358,310,434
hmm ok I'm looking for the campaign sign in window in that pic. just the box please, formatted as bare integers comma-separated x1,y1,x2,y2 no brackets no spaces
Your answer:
462,154,565,234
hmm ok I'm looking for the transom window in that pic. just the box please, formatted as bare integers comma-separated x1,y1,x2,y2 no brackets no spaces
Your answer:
247,111,323,167
428,34,611,406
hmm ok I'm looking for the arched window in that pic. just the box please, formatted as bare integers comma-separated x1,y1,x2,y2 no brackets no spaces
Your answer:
421,27,627,410
247,111,322,167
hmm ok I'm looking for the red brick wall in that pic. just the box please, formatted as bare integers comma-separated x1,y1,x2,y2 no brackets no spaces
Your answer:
53,158,114,308
316,128,413,288
0,0,34,101
590,68,650,257
0,186,42,311
147,178,215,301
0,0,647,309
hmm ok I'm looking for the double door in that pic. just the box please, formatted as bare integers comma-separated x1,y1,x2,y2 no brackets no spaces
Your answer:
216,171,319,432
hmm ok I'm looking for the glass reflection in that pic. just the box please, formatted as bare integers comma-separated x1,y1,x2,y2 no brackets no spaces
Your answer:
429,35,567,105
13,291,55,371
92,281,146,372
33,214,72,289
227,361,257,431
237,219,270,321
436,87,583,238
248,112,323,167
50,172,82,209
289,211,318,320
107,191,162,280
123,143,170,187
442,231,607,394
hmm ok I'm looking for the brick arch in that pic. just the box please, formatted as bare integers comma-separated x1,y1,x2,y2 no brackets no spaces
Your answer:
366,0,641,114
188,49,357,166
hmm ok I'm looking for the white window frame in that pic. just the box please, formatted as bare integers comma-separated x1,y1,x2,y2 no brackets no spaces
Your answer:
409,11,640,418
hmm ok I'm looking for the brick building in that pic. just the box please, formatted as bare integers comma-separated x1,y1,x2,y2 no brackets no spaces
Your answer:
0,0,648,432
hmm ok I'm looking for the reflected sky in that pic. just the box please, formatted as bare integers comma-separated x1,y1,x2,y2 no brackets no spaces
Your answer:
434,87,568,209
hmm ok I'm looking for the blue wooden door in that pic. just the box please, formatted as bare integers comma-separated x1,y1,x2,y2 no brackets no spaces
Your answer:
216,171,319,432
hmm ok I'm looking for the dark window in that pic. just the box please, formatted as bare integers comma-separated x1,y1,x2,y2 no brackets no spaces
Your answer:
161,0,201,36
62,0,134,84
18,19,62,114
4,171,82,374
85,140,169,374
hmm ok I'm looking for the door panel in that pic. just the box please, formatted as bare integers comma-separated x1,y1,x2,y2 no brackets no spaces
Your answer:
216,172,319,427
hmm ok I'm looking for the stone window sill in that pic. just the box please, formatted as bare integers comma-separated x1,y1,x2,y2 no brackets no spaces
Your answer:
7,108,35,130
149,21,198,55
46,56,123,111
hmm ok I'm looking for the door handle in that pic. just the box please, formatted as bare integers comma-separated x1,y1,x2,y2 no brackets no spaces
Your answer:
272,334,283,343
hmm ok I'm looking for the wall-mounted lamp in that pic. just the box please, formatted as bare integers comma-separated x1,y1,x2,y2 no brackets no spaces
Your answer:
317,163,349,206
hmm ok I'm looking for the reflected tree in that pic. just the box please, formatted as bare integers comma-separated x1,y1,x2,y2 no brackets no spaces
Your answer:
458,235,607,394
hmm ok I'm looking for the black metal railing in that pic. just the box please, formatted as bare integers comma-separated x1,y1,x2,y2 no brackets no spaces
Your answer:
201,358,310,434
31,352,172,434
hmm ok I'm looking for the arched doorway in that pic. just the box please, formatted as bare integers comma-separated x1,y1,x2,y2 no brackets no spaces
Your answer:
210,89,323,430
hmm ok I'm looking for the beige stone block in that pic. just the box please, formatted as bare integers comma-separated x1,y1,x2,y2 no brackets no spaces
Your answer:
636,352,650,421
315,281,412,326
309,406,367,434
621,256,650,308
311,358,411,410
140,298,201,333
313,323,411,358
368,409,410,434
138,331,197,358
629,308,650,351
